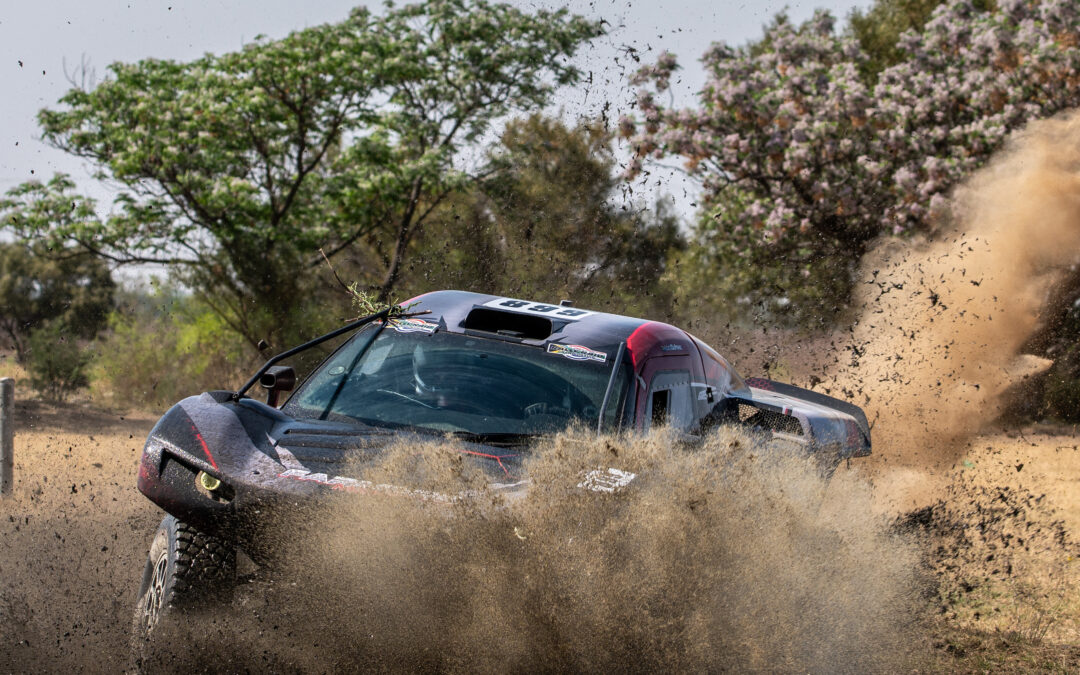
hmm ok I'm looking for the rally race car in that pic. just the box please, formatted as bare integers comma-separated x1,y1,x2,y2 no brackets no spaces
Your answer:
132,290,871,644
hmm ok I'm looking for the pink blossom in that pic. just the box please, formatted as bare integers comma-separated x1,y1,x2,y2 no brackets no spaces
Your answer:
622,0,1080,263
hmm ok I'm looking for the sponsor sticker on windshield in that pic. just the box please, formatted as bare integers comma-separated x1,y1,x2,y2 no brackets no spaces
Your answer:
547,342,607,363
389,318,438,334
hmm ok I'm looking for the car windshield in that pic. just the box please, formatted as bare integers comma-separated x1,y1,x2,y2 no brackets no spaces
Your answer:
283,322,630,437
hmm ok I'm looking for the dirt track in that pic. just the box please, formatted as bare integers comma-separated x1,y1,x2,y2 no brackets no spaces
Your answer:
0,400,158,673
0,398,1077,672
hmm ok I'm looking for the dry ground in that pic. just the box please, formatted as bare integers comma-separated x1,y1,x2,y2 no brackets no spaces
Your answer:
884,428,1080,672
0,399,159,672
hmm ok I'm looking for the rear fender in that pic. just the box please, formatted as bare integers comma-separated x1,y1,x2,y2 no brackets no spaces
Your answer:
723,378,871,460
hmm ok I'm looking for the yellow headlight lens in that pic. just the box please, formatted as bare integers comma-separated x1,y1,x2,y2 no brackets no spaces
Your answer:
198,471,222,492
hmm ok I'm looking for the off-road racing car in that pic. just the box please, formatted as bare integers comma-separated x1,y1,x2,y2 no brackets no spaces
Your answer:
132,290,871,645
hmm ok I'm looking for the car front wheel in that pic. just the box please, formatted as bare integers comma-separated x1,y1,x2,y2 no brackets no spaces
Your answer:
131,515,236,667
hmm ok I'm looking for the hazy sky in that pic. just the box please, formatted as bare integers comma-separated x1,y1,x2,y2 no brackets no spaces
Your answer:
0,0,871,213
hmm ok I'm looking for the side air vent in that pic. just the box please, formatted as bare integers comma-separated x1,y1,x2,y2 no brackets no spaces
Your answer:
461,308,553,340
736,402,804,436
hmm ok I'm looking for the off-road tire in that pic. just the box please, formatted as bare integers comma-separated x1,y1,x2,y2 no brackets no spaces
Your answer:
131,515,236,667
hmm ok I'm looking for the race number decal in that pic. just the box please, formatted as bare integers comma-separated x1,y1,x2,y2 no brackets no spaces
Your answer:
547,343,607,363
482,297,595,320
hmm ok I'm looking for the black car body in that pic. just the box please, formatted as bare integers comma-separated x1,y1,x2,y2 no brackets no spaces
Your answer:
136,290,870,565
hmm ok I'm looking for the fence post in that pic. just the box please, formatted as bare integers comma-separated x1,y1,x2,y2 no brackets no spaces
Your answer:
0,378,12,496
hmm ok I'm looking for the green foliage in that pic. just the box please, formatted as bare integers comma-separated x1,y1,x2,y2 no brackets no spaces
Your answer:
318,251,419,320
6,0,600,350
0,240,115,361
91,286,252,411
848,0,943,81
344,283,417,319
672,194,854,329
398,114,684,318
25,320,91,401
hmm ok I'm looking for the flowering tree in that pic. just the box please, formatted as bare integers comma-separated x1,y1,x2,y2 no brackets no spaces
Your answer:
873,0,1080,233
848,0,993,81
627,0,1080,324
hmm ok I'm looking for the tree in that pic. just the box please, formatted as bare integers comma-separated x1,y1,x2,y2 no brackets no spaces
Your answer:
624,1,1080,325
846,0,992,82
0,240,114,361
90,283,253,410
846,0,998,83
625,12,880,325
4,0,599,349
398,114,684,318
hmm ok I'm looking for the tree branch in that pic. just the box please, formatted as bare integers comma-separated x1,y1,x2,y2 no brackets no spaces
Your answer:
377,175,424,301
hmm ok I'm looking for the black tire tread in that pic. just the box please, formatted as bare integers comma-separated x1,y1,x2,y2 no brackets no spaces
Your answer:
132,516,237,672
167,518,237,607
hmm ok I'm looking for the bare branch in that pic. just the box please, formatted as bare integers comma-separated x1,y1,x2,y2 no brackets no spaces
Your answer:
62,54,97,91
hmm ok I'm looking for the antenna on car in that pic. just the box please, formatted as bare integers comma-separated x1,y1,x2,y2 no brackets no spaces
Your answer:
232,307,431,402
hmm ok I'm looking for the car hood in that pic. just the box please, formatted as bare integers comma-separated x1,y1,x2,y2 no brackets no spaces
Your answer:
146,391,528,494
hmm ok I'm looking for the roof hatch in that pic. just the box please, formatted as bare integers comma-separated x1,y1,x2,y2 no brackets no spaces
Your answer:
461,307,553,340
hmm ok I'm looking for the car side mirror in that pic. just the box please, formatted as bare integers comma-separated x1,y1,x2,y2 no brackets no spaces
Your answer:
259,365,296,408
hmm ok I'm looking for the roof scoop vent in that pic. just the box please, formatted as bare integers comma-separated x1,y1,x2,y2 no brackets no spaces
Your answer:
462,307,553,340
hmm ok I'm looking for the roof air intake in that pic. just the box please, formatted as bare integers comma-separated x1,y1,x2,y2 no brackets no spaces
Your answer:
461,308,553,340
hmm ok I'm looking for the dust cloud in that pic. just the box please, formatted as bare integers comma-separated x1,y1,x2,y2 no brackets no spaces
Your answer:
137,428,924,673
822,112,1080,467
